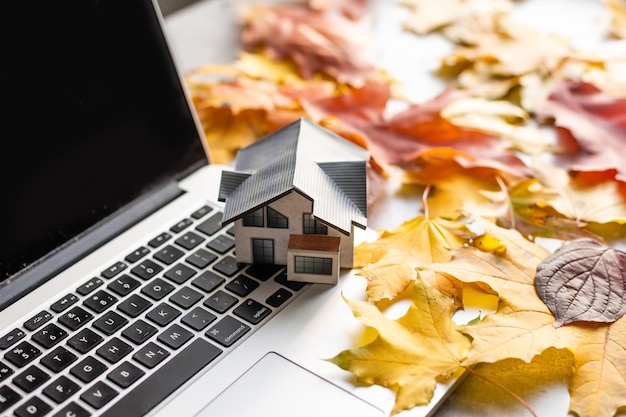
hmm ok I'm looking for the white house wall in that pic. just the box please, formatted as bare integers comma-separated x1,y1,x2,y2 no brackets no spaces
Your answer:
232,190,355,268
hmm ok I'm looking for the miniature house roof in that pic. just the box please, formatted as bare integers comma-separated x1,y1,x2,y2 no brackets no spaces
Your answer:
218,118,369,235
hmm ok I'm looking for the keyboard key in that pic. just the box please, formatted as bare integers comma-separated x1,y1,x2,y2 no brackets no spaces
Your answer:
24,310,53,331
50,293,79,313
131,259,163,280
154,245,184,265
132,342,169,369
101,339,221,417
67,328,103,354
101,261,127,279
40,346,77,373
233,299,272,325
141,278,174,301
225,275,259,297
121,320,157,345
195,213,223,236
175,231,205,250
266,287,293,307
43,375,80,404
0,361,14,382
203,290,238,314
275,270,307,291
212,255,244,277
117,294,153,318
169,286,203,309
14,396,51,417
191,271,224,293
32,323,67,349
76,277,104,296
146,303,181,327
52,402,90,417
207,234,235,254
58,306,93,331
0,385,21,413
246,264,284,281
107,274,140,296
84,290,117,314
13,365,50,392
191,205,213,219
164,263,196,284
81,381,118,409
70,356,107,383
108,361,145,388
148,232,172,248
186,248,217,269
125,246,150,263
170,218,193,233
5,341,41,367
0,328,26,350
181,307,216,331
93,311,129,335
206,316,250,347
96,338,133,364
157,324,193,350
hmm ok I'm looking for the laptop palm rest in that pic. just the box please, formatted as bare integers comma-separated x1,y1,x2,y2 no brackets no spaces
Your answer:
195,351,384,417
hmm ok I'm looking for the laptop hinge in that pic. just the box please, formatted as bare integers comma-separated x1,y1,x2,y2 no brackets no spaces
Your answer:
0,182,184,311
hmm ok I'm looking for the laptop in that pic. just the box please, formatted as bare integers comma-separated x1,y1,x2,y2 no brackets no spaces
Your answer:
0,1,460,416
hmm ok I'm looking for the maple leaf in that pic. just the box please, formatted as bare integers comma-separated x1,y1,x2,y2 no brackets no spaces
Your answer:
238,3,375,86
422,219,626,417
531,160,626,227
401,0,512,44
354,215,467,303
536,81,626,188
536,238,626,327
328,273,471,415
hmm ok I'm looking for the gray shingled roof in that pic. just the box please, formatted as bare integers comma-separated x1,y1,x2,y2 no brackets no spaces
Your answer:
218,118,369,235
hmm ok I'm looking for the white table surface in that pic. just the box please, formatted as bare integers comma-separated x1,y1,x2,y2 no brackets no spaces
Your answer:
162,1,623,416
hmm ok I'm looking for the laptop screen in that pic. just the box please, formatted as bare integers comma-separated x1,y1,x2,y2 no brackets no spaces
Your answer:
0,1,207,289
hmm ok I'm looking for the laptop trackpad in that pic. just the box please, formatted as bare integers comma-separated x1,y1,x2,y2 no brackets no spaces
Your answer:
195,352,384,417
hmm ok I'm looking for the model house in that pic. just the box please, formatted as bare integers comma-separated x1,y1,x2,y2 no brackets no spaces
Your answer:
218,118,369,284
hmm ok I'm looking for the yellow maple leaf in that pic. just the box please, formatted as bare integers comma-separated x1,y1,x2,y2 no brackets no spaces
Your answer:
604,0,626,39
328,273,471,415
423,219,626,417
533,162,626,226
354,216,467,303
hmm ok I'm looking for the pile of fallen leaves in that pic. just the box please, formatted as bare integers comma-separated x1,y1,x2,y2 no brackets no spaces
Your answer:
185,0,626,416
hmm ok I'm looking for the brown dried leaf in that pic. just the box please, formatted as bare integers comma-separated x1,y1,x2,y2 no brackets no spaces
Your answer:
535,238,626,327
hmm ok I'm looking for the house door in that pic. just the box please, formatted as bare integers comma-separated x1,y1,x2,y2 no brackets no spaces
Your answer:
252,238,274,264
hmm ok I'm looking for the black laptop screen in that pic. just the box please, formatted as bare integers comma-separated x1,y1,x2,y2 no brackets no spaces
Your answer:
0,1,207,284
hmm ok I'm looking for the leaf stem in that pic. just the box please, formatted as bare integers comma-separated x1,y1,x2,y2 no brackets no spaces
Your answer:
462,366,538,417
423,184,432,221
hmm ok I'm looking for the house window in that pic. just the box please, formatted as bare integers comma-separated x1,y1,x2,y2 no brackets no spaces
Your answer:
243,208,264,227
294,256,332,275
303,213,327,235
267,207,288,229
252,238,274,264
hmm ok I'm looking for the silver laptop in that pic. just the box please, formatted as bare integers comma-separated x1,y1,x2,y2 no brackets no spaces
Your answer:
0,1,459,416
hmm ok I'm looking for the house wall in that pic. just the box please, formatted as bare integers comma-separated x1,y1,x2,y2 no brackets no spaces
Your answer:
232,191,355,268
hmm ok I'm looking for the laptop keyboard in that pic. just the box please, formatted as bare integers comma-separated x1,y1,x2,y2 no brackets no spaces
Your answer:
0,204,308,416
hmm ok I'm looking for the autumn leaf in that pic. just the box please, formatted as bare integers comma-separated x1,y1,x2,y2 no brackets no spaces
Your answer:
531,161,626,227
536,81,626,187
423,219,626,417
238,3,375,86
604,0,626,39
307,0,367,19
328,273,471,415
354,215,468,303
536,238,626,327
